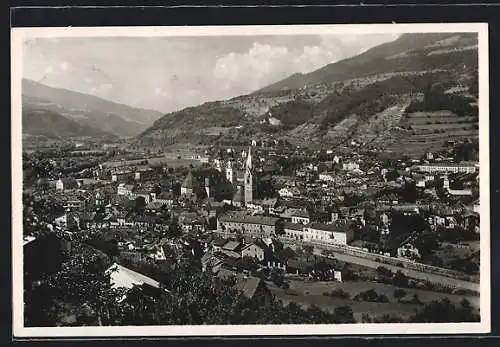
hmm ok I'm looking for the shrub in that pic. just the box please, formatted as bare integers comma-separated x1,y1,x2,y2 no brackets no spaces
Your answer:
394,288,407,301
393,271,409,288
326,288,351,299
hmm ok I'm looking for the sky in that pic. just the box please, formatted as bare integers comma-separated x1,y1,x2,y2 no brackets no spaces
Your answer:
22,34,399,114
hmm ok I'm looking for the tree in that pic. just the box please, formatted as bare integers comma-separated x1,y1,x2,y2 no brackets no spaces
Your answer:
385,170,399,182
392,271,409,288
410,298,479,323
24,242,125,327
135,196,147,211
333,305,355,323
236,256,258,272
393,289,407,301
414,232,440,260
400,181,417,203
411,294,423,305
303,245,314,257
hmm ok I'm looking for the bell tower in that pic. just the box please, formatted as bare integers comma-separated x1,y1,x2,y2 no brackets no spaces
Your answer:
244,147,253,205
226,160,236,185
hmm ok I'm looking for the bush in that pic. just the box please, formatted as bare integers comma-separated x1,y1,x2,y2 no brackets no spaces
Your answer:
392,270,409,288
394,288,407,301
354,289,391,303
377,266,393,278
325,288,350,299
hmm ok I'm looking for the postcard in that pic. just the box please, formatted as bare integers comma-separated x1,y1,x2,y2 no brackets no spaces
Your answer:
11,23,490,337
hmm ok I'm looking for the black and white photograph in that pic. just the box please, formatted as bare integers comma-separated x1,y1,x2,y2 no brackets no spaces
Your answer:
11,23,490,337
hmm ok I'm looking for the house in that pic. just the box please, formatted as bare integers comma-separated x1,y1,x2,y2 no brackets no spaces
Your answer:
117,183,135,197
241,242,265,262
135,190,154,205
461,212,480,233
106,263,161,290
304,223,354,245
473,200,480,214
54,212,80,231
397,239,421,261
284,222,305,240
343,162,360,171
446,188,473,198
318,172,335,183
56,177,80,191
134,166,154,181
286,258,315,276
234,275,273,306
413,162,477,174
278,187,294,198
181,170,196,196
221,240,242,258
380,213,390,225
145,200,169,213
217,212,284,236
291,210,310,225
111,169,133,183
212,237,228,252
201,252,223,273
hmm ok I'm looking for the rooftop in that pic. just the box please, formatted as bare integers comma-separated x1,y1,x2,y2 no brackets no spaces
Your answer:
222,240,242,251
106,263,160,290
219,213,281,226
284,222,305,231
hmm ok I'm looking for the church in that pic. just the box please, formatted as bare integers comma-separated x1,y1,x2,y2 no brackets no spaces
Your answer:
180,167,234,202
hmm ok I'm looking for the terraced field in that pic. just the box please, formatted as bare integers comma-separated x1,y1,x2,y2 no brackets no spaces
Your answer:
384,110,478,155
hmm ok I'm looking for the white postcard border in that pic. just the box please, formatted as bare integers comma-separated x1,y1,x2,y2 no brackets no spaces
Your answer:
11,22,491,337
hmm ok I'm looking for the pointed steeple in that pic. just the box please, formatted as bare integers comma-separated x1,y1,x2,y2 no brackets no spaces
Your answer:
246,146,252,173
244,146,254,204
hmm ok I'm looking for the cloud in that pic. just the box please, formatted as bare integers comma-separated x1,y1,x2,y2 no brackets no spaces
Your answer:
60,61,69,71
212,34,398,96
45,66,54,74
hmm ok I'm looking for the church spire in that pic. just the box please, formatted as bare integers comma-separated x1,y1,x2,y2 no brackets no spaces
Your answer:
246,146,252,172
244,146,254,205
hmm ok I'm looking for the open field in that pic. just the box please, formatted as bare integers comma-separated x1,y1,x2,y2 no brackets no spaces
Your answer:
268,279,479,321
147,156,204,168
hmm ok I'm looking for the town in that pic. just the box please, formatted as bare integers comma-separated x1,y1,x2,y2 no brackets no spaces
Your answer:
23,137,481,326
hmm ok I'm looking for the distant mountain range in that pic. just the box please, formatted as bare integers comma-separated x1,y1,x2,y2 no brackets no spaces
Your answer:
22,79,164,138
139,32,478,155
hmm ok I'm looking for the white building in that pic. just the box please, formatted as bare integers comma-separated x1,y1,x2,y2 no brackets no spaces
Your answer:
291,210,310,225
414,162,477,174
318,173,335,182
343,162,360,171
117,183,135,196
304,223,354,245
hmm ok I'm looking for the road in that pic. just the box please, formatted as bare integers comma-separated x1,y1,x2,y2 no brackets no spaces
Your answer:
212,230,480,291
309,248,479,292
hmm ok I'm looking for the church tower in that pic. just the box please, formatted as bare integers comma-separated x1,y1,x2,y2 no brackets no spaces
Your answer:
204,177,210,199
244,146,254,205
226,160,236,185
214,158,222,173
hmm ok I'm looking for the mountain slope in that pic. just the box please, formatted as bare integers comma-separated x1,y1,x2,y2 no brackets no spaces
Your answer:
22,106,113,139
256,33,478,94
138,32,478,156
22,79,164,137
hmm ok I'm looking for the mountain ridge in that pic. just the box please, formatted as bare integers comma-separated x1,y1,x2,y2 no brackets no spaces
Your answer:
22,79,164,137
254,32,478,94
